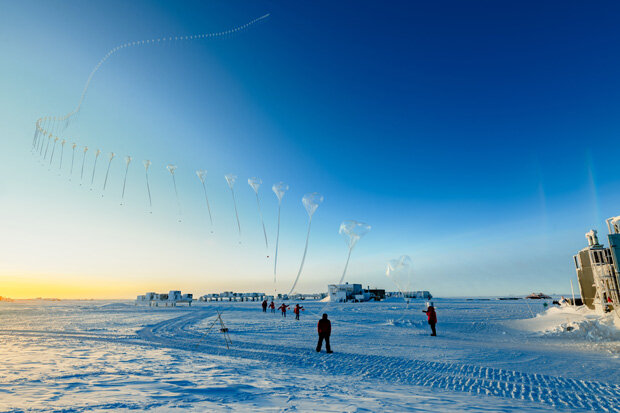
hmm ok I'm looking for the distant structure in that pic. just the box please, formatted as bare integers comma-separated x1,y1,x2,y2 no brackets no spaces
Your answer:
287,293,327,301
199,292,272,302
386,291,432,300
365,287,386,300
136,290,193,307
573,221,620,313
327,283,386,302
525,292,552,300
328,283,362,302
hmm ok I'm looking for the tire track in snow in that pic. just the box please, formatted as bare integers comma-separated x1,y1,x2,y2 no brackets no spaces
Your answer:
3,310,619,412
136,310,620,412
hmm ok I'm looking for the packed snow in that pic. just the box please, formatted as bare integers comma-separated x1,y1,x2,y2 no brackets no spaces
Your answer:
0,298,619,412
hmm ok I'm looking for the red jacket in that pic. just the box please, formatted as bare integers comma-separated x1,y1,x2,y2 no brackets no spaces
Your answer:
278,304,289,312
269,302,275,309
425,307,437,324
318,318,331,335
294,306,303,314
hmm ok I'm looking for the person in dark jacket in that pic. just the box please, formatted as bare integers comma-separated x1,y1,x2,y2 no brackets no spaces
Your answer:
316,313,333,353
293,304,304,320
269,301,275,313
262,299,268,312
278,303,290,317
422,302,437,336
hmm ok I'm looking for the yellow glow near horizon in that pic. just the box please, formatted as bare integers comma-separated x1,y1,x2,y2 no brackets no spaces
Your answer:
1,273,149,299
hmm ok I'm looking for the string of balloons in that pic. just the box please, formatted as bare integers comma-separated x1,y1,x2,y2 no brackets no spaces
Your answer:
27,11,381,301
33,135,377,302
30,13,272,219
30,13,271,146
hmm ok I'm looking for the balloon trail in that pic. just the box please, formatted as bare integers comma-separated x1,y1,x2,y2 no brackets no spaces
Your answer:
144,160,152,213
248,177,268,250
69,143,77,179
58,139,66,171
167,164,181,222
102,152,116,195
120,156,132,205
90,149,101,190
48,137,58,167
288,192,323,295
272,182,289,286
225,174,241,241
196,170,214,233
80,146,88,185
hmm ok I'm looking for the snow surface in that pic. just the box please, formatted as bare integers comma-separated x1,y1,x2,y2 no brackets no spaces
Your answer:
0,298,619,412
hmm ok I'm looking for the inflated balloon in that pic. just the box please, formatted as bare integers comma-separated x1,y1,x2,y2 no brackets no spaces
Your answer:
143,160,152,213
225,174,241,240
338,220,371,284
120,156,131,205
272,182,288,203
339,220,371,249
386,255,414,307
102,152,115,193
248,177,268,249
288,192,324,295
272,182,289,286
80,146,88,184
167,164,181,222
90,149,101,190
196,170,214,232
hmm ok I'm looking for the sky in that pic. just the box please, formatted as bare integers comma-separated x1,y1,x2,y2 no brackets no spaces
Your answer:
1,0,620,299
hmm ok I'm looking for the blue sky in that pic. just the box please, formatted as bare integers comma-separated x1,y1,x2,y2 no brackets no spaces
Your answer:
1,0,620,298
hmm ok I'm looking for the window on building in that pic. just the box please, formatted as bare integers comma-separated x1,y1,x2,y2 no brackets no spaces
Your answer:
574,255,581,269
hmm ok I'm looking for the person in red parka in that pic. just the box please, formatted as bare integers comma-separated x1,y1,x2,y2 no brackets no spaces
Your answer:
262,299,268,313
316,313,333,353
422,302,437,336
293,304,304,320
278,303,290,317
269,301,275,313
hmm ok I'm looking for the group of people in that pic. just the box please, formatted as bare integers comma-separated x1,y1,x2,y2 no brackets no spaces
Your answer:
261,300,305,320
259,299,439,354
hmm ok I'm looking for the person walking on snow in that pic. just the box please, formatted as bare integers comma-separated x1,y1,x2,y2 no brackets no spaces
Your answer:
278,303,290,317
269,301,275,313
316,313,333,353
423,302,437,336
293,304,304,320
262,299,268,312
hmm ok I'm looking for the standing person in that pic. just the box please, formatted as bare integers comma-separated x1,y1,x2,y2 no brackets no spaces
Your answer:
293,304,304,320
316,313,333,353
278,303,290,317
269,300,276,313
262,299,268,313
422,302,437,336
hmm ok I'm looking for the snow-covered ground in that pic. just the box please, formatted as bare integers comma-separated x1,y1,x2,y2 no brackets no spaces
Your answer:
0,298,618,412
